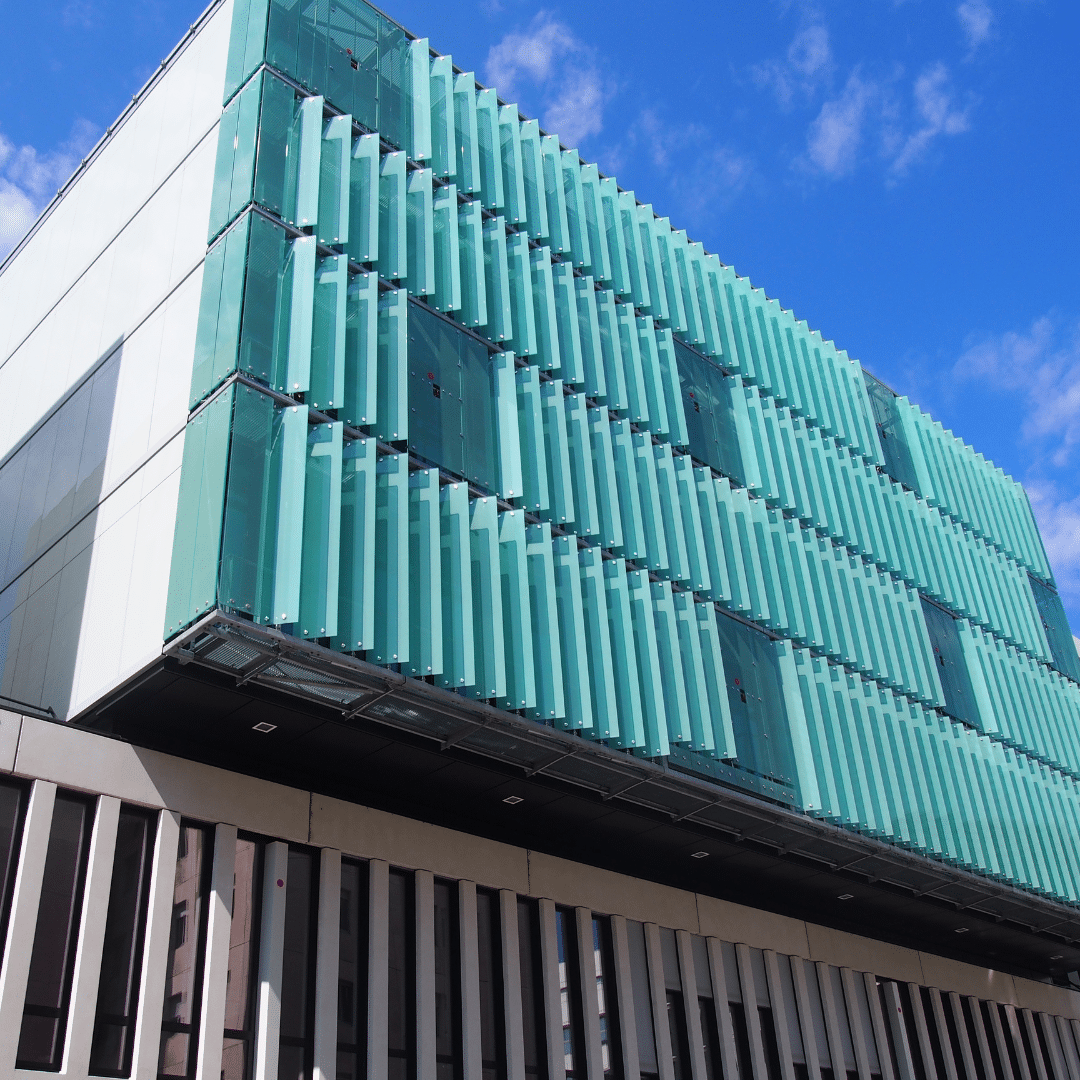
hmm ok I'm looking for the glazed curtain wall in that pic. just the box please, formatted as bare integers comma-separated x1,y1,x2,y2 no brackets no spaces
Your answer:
164,0,1080,902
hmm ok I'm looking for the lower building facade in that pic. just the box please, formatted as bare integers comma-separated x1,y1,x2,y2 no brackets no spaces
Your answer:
0,710,1079,1080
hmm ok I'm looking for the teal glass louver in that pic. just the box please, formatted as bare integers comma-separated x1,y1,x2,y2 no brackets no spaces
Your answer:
164,0,1080,906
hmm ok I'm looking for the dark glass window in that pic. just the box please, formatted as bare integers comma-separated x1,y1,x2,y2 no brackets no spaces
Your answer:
0,780,27,965
435,880,463,1080
517,899,547,1080
280,849,319,1080
17,791,94,1070
556,908,587,1080
592,916,622,1080
959,998,988,1080
729,1003,755,1080
90,807,157,1076
337,859,370,1080
159,823,213,1078
626,921,659,1080
477,889,506,1080
758,1007,784,1080
698,999,724,1080
388,870,416,1080
667,991,693,1080
222,836,265,1080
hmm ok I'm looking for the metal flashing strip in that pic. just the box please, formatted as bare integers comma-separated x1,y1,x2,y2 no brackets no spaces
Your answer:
161,609,1080,947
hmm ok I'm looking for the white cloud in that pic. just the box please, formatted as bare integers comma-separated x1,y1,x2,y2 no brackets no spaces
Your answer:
954,316,1080,467
0,120,98,260
888,64,970,175
1026,483,1080,618
753,24,833,108
484,12,608,148
804,72,875,176
958,0,994,52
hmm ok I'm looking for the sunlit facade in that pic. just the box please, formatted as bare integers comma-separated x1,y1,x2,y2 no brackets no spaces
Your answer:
0,0,1079,1078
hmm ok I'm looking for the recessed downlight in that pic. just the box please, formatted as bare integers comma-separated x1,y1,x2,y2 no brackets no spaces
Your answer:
837,893,854,900
503,795,523,805
955,927,969,934
691,851,709,859
252,722,277,733
1050,954,1064,961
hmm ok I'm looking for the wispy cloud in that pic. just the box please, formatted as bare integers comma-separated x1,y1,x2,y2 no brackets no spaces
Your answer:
799,63,970,180
952,316,1080,616
634,109,753,219
957,0,994,53
485,12,610,148
753,24,833,108
0,120,98,259
803,71,875,176
887,63,971,175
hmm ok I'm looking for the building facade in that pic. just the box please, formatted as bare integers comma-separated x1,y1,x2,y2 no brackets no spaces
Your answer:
1,0,1079,1079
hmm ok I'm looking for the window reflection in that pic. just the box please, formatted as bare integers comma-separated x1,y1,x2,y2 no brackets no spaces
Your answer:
222,836,264,1080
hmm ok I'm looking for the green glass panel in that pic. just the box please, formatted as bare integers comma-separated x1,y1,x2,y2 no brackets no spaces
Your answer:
475,89,504,210
407,38,431,161
540,379,573,528
525,522,564,722
483,216,512,343
506,231,536,358
635,315,668,436
653,443,688,584
627,570,669,757
673,455,710,594
436,481,475,690
574,275,605,399
695,600,736,760
560,151,590,270
529,246,559,372
317,113,352,245
578,547,618,739
453,72,481,194
469,495,505,699
605,558,644,750
190,212,250,409
631,430,667,574
595,289,626,412
460,332,500,492
429,54,455,178
432,183,462,313
498,104,526,225
379,151,407,280
271,234,316,395
540,136,570,255
252,72,303,223
335,435,376,652
370,451,409,664
551,261,583,385
610,419,645,561
377,18,408,150
672,230,703,345
406,301,464,477
515,364,548,514
163,385,234,638
564,392,598,539
224,0,269,103
599,178,629,298
1029,574,1080,682
670,590,712,751
405,167,434,297
342,270,378,426
654,217,687,334
347,132,380,263
458,199,487,329
552,534,591,732
650,580,689,745
294,95,324,227
375,286,408,441
617,303,647,425
208,72,260,242
587,406,622,550
636,205,668,322
618,191,650,310
492,350,522,502
310,254,347,410
299,421,343,639
406,467,443,677
498,510,535,711
518,120,548,240
266,0,301,103
578,163,610,285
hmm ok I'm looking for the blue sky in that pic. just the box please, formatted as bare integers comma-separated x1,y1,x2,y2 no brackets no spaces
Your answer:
2,0,1078,633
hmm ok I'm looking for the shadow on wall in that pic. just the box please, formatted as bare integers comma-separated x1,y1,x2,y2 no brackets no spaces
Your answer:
0,337,123,719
